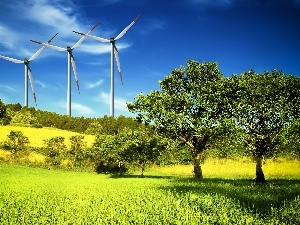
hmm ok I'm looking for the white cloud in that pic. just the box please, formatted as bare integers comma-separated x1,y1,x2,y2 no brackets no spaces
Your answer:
96,92,128,112
0,25,18,49
78,42,132,55
72,102,94,115
35,80,46,88
0,0,133,58
0,85,17,92
26,0,80,36
86,79,104,89
57,100,94,116
0,0,86,57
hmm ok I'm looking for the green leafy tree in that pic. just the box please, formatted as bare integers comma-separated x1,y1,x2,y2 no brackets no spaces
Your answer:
93,134,127,174
0,99,6,119
69,135,87,167
127,60,233,178
43,136,67,166
85,121,103,135
121,129,164,177
5,103,22,112
10,110,37,127
0,99,10,125
279,119,300,159
231,70,300,182
3,130,30,154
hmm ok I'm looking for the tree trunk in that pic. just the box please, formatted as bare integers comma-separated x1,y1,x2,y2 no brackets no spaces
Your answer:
193,152,203,179
141,164,145,178
255,156,265,183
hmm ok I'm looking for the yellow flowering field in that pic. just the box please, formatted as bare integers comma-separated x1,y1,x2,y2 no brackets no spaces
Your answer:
0,125,95,148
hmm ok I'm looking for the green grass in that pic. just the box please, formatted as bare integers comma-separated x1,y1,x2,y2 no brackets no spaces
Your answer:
0,163,299,224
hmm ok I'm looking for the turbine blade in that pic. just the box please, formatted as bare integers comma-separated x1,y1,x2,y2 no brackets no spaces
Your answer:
114,45,123,85
29,33,58,61
0,55,23,64
27,65,37,105
70,53,80,94
72,22,101,49
30,40,66,52
73,31,110,43
115,13,143,40
47,33,59,43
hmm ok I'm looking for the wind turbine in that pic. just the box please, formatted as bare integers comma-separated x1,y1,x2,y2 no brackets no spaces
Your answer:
0,33,58,107
30,22,100,116
73,13,143,117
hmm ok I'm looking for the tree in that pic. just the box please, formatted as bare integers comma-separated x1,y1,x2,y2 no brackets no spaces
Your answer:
231,70,300,183
85,121,103,135
121,129,164,177
43,136,67,166
92,134,128,174
127,60,233,178
5,103,22,112
279,119,300,159
0,99,10,125
3,130,30,154
69,135,87,167
10,110,37,127
0,99,6,119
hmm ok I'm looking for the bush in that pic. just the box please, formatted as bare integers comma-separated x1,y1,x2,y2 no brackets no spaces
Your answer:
43,136,67,166
69,135,87,167
31,123,43,128
2,130,30,154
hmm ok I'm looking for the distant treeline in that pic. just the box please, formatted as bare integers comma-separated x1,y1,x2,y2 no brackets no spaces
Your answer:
0,101,143,135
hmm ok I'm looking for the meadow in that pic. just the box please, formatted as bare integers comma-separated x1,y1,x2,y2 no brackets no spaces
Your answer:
1,125,300,224
0,163,299,224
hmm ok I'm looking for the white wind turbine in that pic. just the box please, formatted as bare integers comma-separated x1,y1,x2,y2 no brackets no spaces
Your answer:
30,22,100,116
73,13,143,117
0,33,58,107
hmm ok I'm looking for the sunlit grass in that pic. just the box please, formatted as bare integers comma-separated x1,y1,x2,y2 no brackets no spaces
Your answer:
0,125,95,148
0,164,299,224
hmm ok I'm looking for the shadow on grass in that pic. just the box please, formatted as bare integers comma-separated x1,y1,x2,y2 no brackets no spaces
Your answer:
108,173,300,216
108,174,174,179
158,177,300,217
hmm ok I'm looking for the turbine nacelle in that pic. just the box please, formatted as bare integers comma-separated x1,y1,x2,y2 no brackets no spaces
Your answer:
110,37,115,44
23,58,29,65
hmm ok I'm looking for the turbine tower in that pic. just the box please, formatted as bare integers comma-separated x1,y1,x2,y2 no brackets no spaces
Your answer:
0,33,58,106
73,13,142,117
30,22,100,116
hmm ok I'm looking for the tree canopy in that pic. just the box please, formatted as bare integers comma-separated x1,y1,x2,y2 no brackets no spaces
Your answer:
128,60,300,181
231,70,300,182
128,60,233,178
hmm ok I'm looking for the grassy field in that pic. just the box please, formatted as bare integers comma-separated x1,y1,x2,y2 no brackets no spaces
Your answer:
0,125,95,148
0,163,299,224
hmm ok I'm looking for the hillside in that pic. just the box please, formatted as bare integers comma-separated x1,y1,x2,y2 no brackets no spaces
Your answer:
0,125,95,148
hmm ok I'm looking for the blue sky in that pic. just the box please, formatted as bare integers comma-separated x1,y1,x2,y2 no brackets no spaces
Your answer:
0,0,299,118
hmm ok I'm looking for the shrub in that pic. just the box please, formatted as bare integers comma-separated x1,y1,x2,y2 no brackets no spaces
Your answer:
2,130,30,154
43,136,67,166
69,135,87,167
